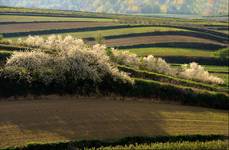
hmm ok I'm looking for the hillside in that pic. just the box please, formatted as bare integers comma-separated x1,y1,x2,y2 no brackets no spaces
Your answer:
0,0,228,16
0,6,228,150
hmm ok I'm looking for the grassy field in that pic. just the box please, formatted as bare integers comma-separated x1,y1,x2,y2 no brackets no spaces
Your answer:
91,140,229,150
0,97,228,148
125,47,216,57
55,26,187,38
0,6,228,150
0,15,113,22
0,22,117,33
3,26,187,40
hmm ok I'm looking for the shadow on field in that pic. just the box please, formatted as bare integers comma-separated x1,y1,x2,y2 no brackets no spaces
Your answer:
117,42,226,51
0,98,170,147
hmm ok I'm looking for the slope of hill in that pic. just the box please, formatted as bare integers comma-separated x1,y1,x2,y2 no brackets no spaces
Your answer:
0,0,228,16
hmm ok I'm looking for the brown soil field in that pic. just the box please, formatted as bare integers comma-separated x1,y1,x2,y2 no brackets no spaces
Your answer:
0,22,115,33
0,96,228,148
102,35,225,47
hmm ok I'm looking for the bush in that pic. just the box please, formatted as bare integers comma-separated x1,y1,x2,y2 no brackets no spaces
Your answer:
95,32,105,44
118,65,223,92
180,62,224,84
111,50,174,75
217,47,229,61
110,50,223,84
2,35,133,96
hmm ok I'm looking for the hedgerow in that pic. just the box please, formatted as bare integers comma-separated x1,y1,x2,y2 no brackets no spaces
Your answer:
2,135,228,150
117,65,226,92
110,49,224,84
0,35,228,109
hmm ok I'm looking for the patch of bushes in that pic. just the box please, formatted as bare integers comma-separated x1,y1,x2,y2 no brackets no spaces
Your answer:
0,35,228,109
0,35,132,97
216,47,229,62
2,135,228,150
118,65,226,92
111,49,224,84
130,78,229,109
0,51,13,65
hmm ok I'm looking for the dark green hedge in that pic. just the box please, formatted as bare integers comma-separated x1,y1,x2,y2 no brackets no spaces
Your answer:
0,51,13,66
0,68,228,109
2,135,228,150
130,78,229,109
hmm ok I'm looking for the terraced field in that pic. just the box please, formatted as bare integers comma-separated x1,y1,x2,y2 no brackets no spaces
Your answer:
104,35,225,49
0,21,117,33
0,6,229,150
125,47,216,57
0,97,228,148
0,15,113,22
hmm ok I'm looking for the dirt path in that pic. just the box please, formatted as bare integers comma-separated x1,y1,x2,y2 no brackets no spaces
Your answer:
0,96,228,148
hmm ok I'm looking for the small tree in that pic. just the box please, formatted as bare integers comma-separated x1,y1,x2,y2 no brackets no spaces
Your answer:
95,32,105,44
218,47,229,61
0,34,3,41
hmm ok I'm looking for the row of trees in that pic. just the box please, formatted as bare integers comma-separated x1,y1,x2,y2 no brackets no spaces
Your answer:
0,0,228,15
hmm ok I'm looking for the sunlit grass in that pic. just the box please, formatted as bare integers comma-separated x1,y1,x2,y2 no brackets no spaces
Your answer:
0,15,113,22
125,47,216,57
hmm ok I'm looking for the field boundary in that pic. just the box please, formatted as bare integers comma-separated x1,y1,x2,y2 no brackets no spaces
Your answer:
1,135,228,150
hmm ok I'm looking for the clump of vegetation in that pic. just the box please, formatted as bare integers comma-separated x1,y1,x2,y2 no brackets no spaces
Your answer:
180,63,224,84
111,50,223,84
2,135,228,150
3,35,133,94
95,32,105,44
0,34,3,41
93,140,228,150
216,47,229,61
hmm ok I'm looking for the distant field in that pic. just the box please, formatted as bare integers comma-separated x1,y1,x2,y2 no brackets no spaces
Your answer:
204,65,229,73
0,97,228,148
0,22,117,33
0,15,113,22
125,47,216,57
58,26,187,38
2,26,187,39
104,35,224,49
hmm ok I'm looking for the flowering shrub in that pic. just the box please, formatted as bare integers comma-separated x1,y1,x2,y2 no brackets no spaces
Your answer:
110,50,223,84
111,50,174,75
112,50,140,68
5,35,133,87
141,55,175,75
180,62,224,84
9,35,224,85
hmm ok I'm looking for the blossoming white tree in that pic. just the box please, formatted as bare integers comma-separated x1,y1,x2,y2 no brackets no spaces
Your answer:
180,62,224,84
7,35,133,85
10,35,224,85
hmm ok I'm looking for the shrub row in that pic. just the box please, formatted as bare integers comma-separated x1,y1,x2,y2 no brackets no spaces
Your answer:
1,72,228,109
118,65,226,92
128,78,229,109
2,135,228,150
